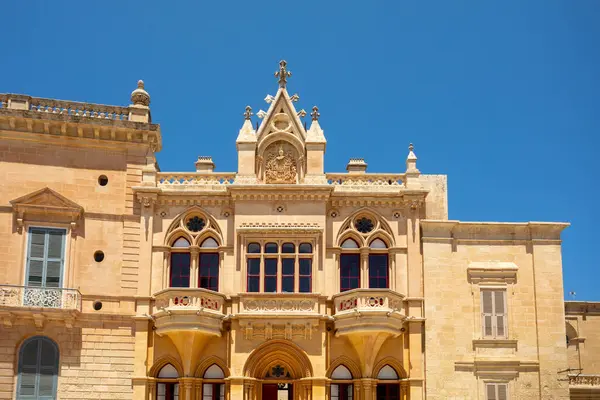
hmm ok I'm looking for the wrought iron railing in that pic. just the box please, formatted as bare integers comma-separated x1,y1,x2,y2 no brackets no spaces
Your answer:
0,285,82,311
569,374,600,387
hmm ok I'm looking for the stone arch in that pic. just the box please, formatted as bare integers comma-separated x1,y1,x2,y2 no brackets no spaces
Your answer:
337,208,395,247
327,356,362,379
193,228,223,247
338,231,366,248
195,356,230,378
164,206,223,246
371,357,407,379
165,228,193,247
243,340,313,379
257,132,305,159
566,321,578,345
148,356,184,378
366,230,394,248
15,335,61,374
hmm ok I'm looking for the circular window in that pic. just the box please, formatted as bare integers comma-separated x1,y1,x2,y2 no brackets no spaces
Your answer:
186,216,206,232
94,251,105,262
98,175,108,186
93,301,103,311
355,217,374,233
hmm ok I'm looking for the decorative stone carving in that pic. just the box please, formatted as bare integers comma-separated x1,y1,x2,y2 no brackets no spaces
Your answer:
265,144,297,184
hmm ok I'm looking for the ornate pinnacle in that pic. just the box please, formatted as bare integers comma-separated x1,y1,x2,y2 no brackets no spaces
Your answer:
409,143,414,152
275,60,292,88
311,106,320,121
297,109,307,118
244,106,253,120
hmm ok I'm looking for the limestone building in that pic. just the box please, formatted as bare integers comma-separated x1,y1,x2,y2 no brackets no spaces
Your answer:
0,61,589,399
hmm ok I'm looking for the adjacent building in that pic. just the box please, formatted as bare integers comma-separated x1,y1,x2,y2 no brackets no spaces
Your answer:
0,62,594,399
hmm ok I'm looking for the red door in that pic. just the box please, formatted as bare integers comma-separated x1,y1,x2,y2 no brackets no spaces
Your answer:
263,384,278,400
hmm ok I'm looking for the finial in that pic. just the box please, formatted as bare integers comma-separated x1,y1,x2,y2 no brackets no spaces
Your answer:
297,109,307,118
290,94,300,102
257,110,267,119
409,143,414,152
311,106,320,121
275,60,292,88
264,94,275,104
244,106,253,120
130,79,150,106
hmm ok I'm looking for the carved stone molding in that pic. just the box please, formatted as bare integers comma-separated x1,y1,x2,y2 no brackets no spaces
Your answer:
264,144,297,184
241,321,317,341
237,222,322,234
467,262,518,284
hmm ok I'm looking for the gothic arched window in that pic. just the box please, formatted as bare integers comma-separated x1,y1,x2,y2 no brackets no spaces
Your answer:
330,365,353,400
369,239,389,289
340,239,360,292
170,237,191,288
376,365,400,400
157,364,179,400
202,364,225,400
199,237,219,291
17,336,59,400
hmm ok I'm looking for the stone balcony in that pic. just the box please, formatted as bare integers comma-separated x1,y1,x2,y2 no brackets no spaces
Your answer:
231,293,327,341
0,285,81,328
569,374,600,398
152,288,227,336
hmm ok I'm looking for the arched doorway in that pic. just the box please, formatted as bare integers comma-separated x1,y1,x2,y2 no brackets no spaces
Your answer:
243,340,313,400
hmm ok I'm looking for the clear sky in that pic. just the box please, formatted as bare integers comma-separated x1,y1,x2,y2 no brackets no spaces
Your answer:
2,1,599,300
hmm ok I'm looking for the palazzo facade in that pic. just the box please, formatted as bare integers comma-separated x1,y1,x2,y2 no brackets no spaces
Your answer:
0,62,594,399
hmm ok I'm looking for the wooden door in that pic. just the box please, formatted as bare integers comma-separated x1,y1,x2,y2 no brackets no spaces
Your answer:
263,384,278,400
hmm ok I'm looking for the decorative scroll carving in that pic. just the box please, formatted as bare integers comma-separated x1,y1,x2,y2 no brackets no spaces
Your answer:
265,144,297,184
0,285,81,311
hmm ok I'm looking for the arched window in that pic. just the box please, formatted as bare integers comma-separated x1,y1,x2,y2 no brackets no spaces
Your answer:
157,364,179,400
202,364,225,400
199,237,219,291
369,239,389,289
17,336,59,400
331,365,353,400
376,365,400,400
170,237,191,288
340,239,360,292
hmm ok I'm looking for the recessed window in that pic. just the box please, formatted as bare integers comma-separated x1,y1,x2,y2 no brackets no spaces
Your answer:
94,251,105,262
98,175,108,186
93,301,103,311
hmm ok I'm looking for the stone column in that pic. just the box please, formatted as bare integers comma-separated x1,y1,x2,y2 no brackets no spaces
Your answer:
228,378,245,400
360,248,369,288
179,377,196,400
190,246,200,288
360,378,377,400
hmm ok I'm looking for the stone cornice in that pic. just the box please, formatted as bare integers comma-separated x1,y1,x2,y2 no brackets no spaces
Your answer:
228,185,332,201
421,220,569,242
237,222,323,234
0,108,161,151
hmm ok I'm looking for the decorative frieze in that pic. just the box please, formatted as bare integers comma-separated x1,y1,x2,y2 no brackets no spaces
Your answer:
569,374,600,387
0,285,81,311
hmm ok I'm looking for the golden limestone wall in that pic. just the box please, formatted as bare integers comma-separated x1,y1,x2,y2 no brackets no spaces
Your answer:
566,302,600,374
422,221,570,399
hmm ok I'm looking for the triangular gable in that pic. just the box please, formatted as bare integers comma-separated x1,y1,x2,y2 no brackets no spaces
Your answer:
11,187,83,222
256,88,307,144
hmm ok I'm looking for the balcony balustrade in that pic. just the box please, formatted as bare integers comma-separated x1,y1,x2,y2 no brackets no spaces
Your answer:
0,285,81,312
569,374,600,387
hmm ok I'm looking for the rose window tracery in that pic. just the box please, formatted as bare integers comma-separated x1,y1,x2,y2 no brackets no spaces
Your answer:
355,217,374,233
186,216,206,232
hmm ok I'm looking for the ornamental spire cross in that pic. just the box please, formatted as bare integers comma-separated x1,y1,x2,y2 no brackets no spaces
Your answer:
275,60,292,88
311,106,320,121
244,105,253,120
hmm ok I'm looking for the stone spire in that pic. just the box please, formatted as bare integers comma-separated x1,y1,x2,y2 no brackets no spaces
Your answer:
306,106,326,144
236,105,256,143
405,143,421,189
129,80,151,123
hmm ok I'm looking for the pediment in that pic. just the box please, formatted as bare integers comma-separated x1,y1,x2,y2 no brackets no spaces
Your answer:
10,187,83,230
256,88,307,145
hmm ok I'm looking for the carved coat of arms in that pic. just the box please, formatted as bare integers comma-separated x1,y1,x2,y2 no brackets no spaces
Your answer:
265,145,297,184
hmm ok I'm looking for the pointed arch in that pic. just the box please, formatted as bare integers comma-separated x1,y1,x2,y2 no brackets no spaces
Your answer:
336,207,395,246
193,228,223,247
366,230,395,248
164,206,223,246
257,132,305,159
165,228,193,248
243,339,313,378
148,355,184,378
327,356,362,379
195,356,230,378
337,230,366,248
371,357,407,379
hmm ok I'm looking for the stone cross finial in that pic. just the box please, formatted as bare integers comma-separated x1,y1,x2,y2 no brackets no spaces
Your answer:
244,106,253,120
409,143,414,152
311,106,320,121
275,60,292,88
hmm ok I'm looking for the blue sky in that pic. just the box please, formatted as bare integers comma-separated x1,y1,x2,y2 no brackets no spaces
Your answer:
2,1,599,300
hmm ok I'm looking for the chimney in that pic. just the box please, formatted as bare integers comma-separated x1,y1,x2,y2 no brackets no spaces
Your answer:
346,158,367,174
195,156,215,173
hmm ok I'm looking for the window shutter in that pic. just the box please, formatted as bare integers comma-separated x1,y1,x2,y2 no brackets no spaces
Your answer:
486,383,497,400
494,291,507,338
497,384,508,400
45,230,65,288
27,230,47,287
26,229,65,288
482,291,493,337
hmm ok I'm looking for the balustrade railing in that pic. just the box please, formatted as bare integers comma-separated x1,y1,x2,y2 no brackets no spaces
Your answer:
326,173,406,187
0,94,130,120
157,173,236,187
237,293,320,314
569,374,600,387
0,285,81,311
153,288,226,314
333,289,405,314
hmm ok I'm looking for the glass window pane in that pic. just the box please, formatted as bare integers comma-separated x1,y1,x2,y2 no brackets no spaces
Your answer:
341,239,359,249
27,260,44,287
282,258,295,275
299,259,311,275
299,278,311,293
332,365,353,379
494,291,505,314
282,277,294,293
369,238,387,249
265,258,277,275
299,243,312,253
247,243,261,253
199,253,219,291
248,258,260,275
377,365,399,379
248,277,259,293
170,253,191,287
340,254,360,291
265,277,277,292
282,258,295,293
282,243,295,253
29,229,46,259
158,364,179,378
45,261,62,287
172,237,190,248
368,254,388,289
265,242,278,253
331,384,339,399
204,364,225,379
201,237,219,248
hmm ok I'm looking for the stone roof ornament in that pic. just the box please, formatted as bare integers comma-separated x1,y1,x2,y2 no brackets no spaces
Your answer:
257,110,267,119
297,109,307,118
311,106,320,121
290,94,300,102
130,80,150,106
275,60,292,88
264,94,275,104
244,106,253,120
405,142,421,189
